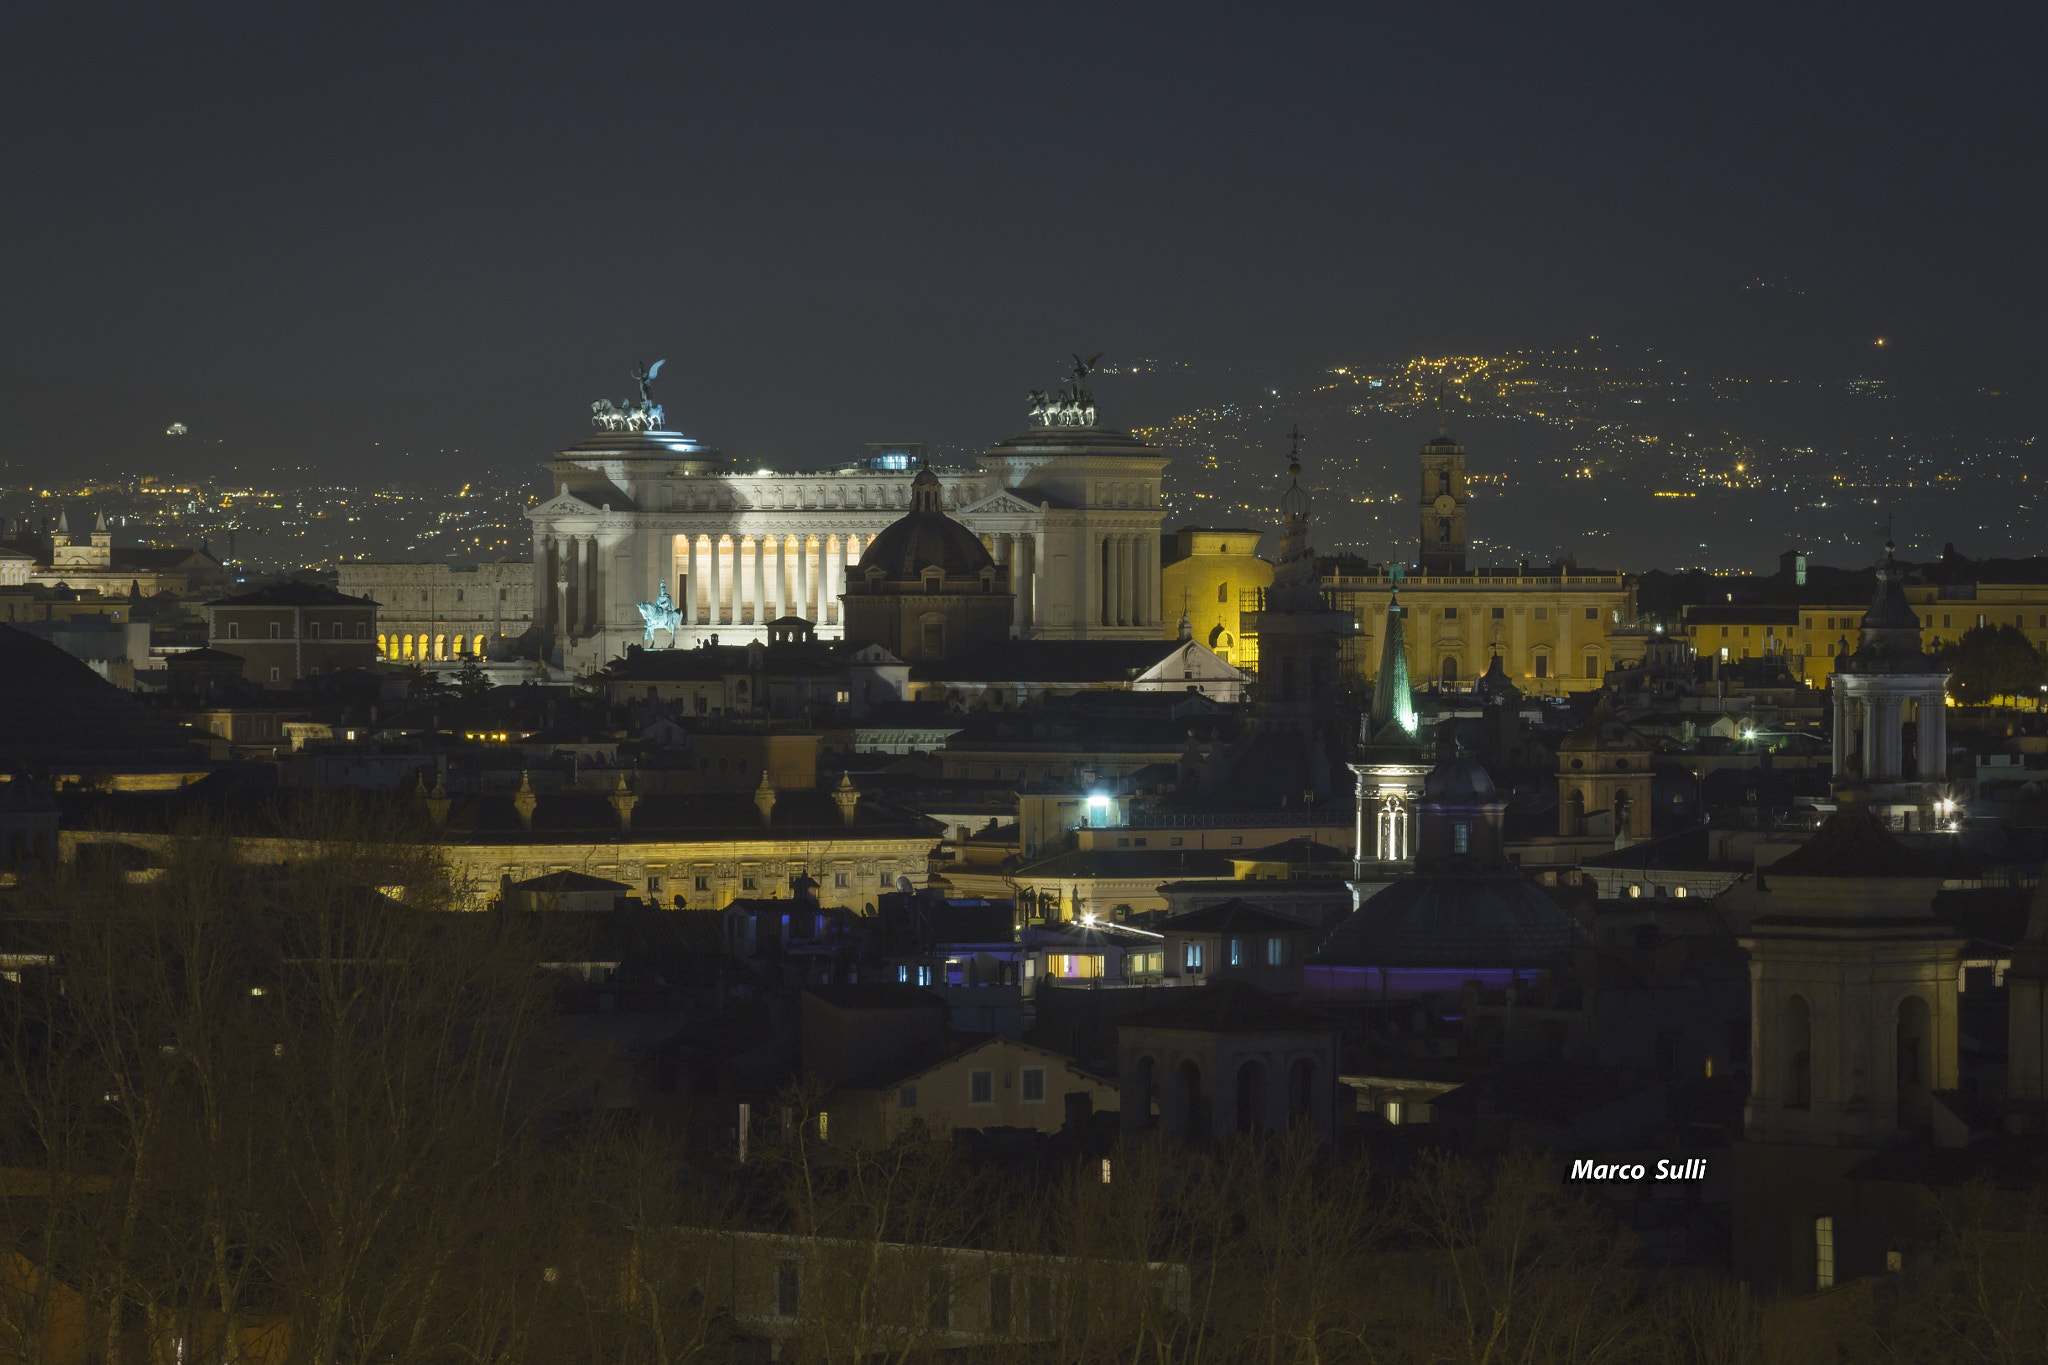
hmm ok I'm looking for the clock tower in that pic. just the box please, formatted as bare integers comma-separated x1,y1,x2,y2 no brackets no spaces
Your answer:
1417,402,1468,574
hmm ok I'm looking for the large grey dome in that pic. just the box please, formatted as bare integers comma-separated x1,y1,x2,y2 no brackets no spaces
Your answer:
1424,756,1497,802
1316,875,1574,969
855,466,996,582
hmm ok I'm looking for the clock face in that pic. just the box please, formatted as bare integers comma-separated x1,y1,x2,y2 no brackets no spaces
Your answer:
1433,494,1455,515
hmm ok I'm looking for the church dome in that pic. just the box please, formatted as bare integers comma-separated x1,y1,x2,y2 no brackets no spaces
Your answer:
1316,875,1574,970
1424,755,1497,802
854,467,996,582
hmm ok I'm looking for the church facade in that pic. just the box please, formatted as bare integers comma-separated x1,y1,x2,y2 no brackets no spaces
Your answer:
526,375,1171,672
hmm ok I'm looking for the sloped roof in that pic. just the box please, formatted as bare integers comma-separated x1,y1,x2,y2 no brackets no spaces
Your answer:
1162,899,1317,934
913,640,1193,683
1558,701,1650,753
1317,874,1575,969
1764,810,1948,878
208,581,375,608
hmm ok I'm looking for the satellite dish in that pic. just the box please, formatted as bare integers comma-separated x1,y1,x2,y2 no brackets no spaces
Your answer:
895,875,914,895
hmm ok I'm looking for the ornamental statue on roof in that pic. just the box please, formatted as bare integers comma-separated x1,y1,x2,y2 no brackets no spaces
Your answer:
592,358,668,432
1027,351,1102,427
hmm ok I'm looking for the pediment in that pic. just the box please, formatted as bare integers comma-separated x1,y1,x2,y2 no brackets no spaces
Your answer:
958,488,1041,517
528,490,601,519
849,643,906,665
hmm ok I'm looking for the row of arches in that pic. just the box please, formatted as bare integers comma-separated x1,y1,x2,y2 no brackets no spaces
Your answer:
380,634,488,662
1128,1054,1316,1140
1780,992,1934,1129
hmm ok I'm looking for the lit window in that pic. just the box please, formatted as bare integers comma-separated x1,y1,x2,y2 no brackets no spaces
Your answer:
1229,938,1242,967
917,964,932,987
1815,1216,1835,1289
1185,943,1204,972
897,965,909,983
1266,937,1284,966
1452,824,1469,854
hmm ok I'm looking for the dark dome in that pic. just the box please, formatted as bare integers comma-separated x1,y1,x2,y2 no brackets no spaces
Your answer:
1316,875,1574,969
1425,756,1497,802
855,467,996,582
0,626,199,767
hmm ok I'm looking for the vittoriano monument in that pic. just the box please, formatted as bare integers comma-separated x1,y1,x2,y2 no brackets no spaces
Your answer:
532,347,1171,673
592,359,669,432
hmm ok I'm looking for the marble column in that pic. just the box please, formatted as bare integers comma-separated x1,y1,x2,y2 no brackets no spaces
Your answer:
709,535,723,628
1920,689,1948,779
1832,683,1848,778
583,535,601,634
1862,695,1882,780
1118,536,1133,626
1352,769,1370,874
1022,534,1038,631
1877,697,1904,780
824,535,840,626
791,535,806,621
533,534,552,632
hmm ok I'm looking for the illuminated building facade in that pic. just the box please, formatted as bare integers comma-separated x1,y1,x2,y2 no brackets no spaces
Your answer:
338,560,535,663
525,390,1170,673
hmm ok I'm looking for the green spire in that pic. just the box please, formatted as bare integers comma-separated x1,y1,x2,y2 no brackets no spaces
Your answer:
1368,583,1417,740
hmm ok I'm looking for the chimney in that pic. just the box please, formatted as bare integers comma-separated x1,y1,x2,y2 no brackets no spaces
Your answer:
608,770,639,832
753,771,777,827
832,771,860,826
512,770,537,831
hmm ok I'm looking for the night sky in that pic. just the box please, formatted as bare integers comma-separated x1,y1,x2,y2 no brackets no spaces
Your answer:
5,3,2044,529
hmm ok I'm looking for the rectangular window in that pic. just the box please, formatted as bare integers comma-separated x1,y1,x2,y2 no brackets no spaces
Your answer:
741,876,756,890
917,964,933,987
1943,615,1951,628
646,876,661,894
1185,942,1204,972
269,622,281,639
1805,617,1813,629
1815,1216,1835,1290
1535,607,1549,621
927,1270,951,1330
834,872,849,888
970,1070,994,1105
1534,656,1548,678
1453,823,1470,854
1021,1067,1045,1102
897,964,909,983
694,876,710,891
1228,938,1242,967
1230,835,1243,846
1170,836,1184,846
1492,606,1505,619
899,1085,917,1109
268,668,280,682
1437,517,1451,543
1266,937,1284,966
455,589,464,602
1586,655,1600,678
777,1259,800,1318
1978,614,1988,628
1442,606,1458,620
499,587,507,601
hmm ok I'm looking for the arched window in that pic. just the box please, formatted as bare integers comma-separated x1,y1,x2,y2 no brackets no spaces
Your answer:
434,634,447,661
474,635,486,657
451,635,465,656
1132,1056,1158,1128
1786,995,1812,1109
1235,1060,1268,1135
1288,1058,1314,1123
1178,1059,1207,1140
1441,657,1459,685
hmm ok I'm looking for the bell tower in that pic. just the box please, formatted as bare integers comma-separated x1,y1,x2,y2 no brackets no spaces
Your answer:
1417,385,1468,574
